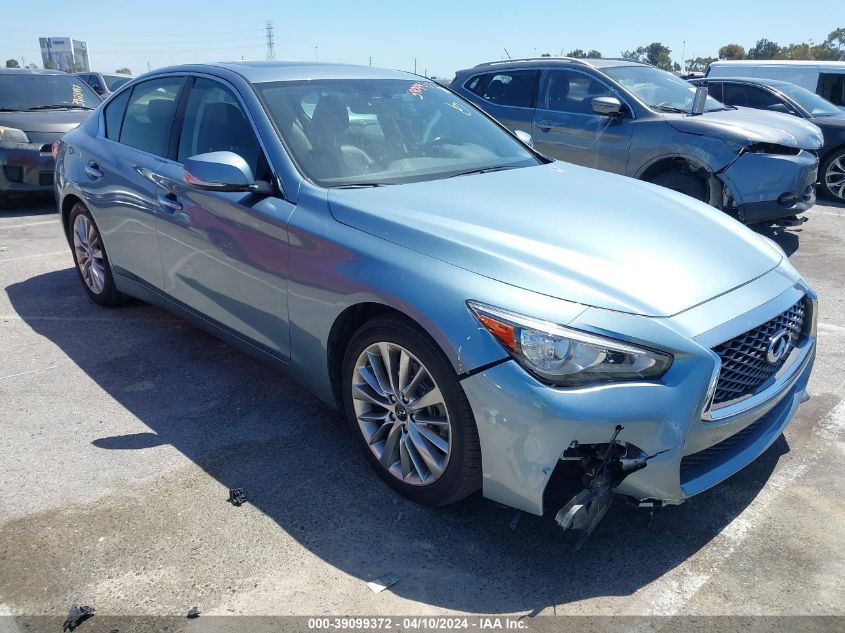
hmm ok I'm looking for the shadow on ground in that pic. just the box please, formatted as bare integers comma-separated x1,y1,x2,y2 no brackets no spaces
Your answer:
5,268,791,614
1,195,56,219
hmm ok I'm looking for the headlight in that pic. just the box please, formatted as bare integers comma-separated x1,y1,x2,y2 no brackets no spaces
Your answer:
468,301,673,386
0,126,30,143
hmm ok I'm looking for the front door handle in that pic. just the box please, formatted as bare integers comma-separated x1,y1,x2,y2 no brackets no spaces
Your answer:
156,193,183,213
84,161,103,179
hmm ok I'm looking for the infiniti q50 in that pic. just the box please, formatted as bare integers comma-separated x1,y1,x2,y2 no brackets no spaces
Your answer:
54,62,816,522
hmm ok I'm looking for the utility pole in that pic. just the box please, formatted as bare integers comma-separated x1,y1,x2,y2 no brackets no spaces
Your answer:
681,40,686,73
266,20,275,61
315,46,318,62
369,56,372,66
413,58,418,74
147,60,151,72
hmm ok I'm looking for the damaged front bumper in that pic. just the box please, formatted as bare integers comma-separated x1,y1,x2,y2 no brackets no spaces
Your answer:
720,149,818,223
460,277,816,516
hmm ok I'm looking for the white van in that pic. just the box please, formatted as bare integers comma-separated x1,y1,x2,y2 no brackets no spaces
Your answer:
706,60,845,108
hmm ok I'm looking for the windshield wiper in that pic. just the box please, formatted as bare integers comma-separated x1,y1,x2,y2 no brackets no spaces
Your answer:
331,182,395,189
26,104,94,111
652,104,689,114
446,165,520,178
0,107,21,112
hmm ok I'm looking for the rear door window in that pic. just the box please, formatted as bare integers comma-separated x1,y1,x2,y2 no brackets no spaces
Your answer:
119,77,184,158
705,82,723,102
478,71,539,108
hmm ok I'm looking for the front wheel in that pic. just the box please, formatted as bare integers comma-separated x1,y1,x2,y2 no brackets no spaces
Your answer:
341,315,481,506
820,149,845,202
69,203,124,306
649,170,708,203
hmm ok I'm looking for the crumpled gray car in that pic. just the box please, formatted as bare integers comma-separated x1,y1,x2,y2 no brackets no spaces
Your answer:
451,58,824,224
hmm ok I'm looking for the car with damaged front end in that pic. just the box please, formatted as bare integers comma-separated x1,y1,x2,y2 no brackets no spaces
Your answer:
54,62,816,539
451,58,824,224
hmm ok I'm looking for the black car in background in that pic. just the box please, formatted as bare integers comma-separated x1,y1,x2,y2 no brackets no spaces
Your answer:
691,77,845,202
0,69,100,208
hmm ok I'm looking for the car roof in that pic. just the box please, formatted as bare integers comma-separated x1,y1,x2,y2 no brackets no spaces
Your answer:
455,57,647,75
709,60,845,70
693,76,800,89
147,61,416,83
0,68,67,76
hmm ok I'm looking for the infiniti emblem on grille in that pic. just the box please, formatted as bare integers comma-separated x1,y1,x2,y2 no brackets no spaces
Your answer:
766,329,792,363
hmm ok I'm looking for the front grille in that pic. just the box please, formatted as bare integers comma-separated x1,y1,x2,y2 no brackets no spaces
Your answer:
3,165,23,183
711,299,806,406
39,143,53,153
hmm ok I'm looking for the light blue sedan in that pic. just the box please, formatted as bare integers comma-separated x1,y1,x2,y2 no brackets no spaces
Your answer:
54,62,817,532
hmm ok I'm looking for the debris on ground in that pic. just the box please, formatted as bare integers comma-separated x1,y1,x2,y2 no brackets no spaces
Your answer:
186,606,201,618
366,574,400,594
62,604,95,631
227,488,247,506
509,511,522,531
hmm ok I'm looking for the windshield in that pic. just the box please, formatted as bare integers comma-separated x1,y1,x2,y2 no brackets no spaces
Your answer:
0,74,100,111
104,75,131,91
254,78,540,186
776,82,842,118
604,65,724,113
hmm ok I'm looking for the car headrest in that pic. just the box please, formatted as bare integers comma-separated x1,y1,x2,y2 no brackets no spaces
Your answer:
312,95,349,136
147,98,175,124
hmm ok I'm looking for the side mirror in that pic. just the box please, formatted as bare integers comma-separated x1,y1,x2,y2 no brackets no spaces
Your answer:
514,129,534,147
592,96,623,116
184,151,266,193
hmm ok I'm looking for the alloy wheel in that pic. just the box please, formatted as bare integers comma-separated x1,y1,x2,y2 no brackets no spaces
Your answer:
351,342,452,486
72,214,106,294
825,154,845,200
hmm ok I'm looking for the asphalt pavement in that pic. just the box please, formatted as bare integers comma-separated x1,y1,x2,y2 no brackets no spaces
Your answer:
0,196,842,624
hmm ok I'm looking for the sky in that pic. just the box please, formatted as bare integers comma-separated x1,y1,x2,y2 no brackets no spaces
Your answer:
4,0,843,78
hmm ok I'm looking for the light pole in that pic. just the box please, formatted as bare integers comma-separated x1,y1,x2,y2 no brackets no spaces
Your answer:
681,40,686,73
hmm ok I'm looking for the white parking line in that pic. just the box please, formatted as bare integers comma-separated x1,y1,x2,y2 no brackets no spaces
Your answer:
0,366,58,381
0,251,67,262
0,219,59,230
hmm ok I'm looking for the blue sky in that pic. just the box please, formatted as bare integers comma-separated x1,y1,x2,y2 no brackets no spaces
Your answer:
4,0,843,78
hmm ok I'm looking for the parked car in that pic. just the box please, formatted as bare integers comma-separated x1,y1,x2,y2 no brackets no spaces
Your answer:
55,62,817,530
451,58,823,224
691,76,845,201
74,71,133,97
0,68,100,208
706,60,845,109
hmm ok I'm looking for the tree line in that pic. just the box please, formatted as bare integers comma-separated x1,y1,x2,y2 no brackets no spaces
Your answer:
629,27,844,73
5,58,132,75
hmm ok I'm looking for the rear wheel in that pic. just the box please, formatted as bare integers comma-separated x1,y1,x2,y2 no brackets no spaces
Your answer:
820,148,845,202
342,315,481,506
649,170,708,203
69,203,123,306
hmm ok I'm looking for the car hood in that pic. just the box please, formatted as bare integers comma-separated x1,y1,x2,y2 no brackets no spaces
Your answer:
327,163,783,317
0,109,92,135
665,107,823,149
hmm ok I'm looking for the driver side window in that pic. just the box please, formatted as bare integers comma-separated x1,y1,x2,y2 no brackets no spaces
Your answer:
543,70,613,114
177,78,267,179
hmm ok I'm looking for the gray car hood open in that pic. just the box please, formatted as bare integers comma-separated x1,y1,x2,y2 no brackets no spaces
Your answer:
328,162,782,317
665,107,823,149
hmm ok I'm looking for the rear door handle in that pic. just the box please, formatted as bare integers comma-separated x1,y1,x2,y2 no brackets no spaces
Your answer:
156,192,183,213
84,161,103,179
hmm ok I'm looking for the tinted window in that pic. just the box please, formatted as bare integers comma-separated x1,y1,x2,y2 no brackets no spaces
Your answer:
104,75,131,91
104,90,130,140
705,82,723,102
543,70,613,114
818,73,845,107
87,74,104,92
479,71,539,108
177,78,264,177
464,75,482,94
722,84,780,109
119,77,183,157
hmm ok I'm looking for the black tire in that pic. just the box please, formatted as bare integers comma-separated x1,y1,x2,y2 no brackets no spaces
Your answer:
649,170,708,202
68,203,124,307
819,148,845,202
341,315,482,506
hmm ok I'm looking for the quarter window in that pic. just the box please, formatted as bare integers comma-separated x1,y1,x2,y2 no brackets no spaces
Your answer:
119,77,184,157
104,89,130,140
177,78,266,178
543,70,613,114
478,71,539,108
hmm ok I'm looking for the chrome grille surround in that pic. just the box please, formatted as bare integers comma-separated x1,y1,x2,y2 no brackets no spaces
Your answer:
711,298,806,406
